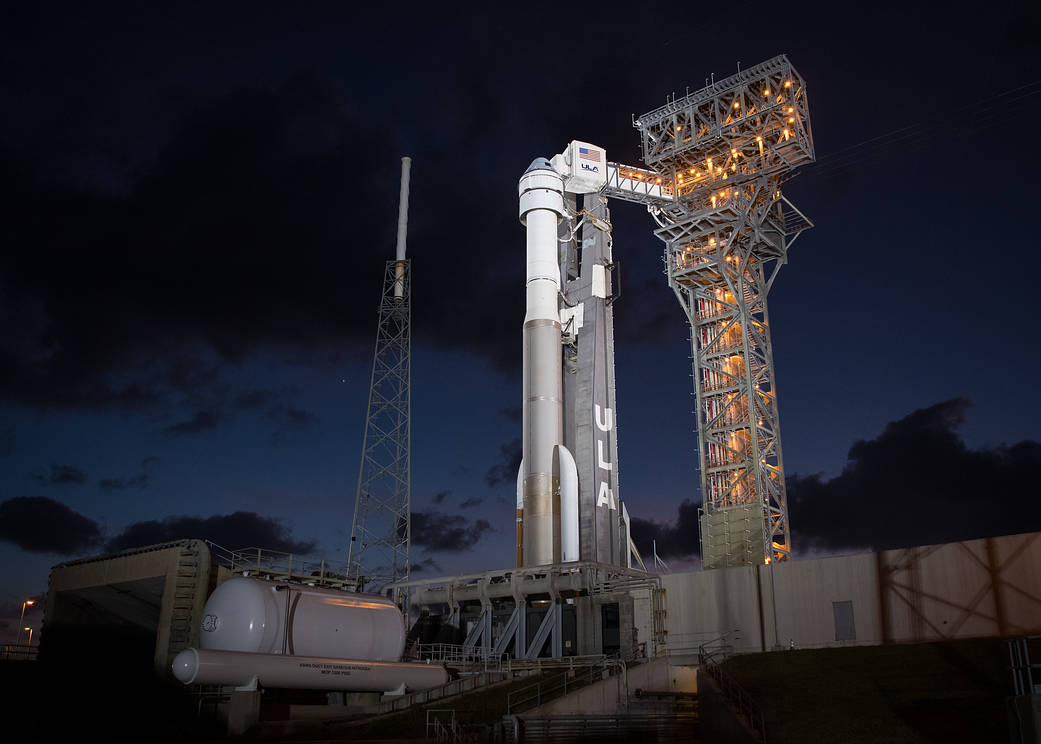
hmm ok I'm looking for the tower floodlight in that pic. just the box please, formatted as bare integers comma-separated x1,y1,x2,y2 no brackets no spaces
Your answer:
348,158,413,608
612,55,814,567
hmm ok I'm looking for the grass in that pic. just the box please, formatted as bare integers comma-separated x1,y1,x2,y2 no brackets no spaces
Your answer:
721,638,1011,744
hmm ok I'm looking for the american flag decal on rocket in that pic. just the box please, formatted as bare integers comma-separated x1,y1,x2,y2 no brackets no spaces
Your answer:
578,146,601,161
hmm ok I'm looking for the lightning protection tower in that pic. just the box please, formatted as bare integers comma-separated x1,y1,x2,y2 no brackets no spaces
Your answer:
630,55,814,568
348,157,413,608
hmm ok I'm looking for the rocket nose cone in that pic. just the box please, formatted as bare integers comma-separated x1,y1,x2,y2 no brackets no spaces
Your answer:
171,648,199,684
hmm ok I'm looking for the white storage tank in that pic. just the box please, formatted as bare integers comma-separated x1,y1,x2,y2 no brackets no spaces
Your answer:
172,648,450,692
199,577,405,662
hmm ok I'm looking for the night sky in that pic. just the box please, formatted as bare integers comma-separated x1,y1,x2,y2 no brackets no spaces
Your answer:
3,2,1041,637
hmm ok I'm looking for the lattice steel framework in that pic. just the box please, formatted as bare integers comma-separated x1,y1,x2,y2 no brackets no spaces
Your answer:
629,55,814,566
348,259,411,603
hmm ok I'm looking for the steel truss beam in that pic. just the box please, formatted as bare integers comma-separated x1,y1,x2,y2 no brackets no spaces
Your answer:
348,259,412,607
389,561,667,658
624,55,815,567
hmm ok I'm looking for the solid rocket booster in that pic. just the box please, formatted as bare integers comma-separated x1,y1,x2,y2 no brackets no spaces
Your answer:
518,159,575,566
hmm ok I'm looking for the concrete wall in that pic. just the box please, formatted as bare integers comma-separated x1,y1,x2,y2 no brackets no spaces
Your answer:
663,531,1041,653
631,587,654,656
766,550,881,650
574,592,636,658
527,656,697,715
662,563,764,654
45,539,212,674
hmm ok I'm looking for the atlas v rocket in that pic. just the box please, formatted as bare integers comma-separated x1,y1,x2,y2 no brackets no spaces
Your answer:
516,142,633,569
517,157,579,567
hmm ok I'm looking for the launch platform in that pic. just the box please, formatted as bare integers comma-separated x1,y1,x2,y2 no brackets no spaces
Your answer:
392,561,666,661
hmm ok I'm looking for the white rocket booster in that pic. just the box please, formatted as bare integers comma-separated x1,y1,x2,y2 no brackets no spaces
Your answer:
517,159,580,566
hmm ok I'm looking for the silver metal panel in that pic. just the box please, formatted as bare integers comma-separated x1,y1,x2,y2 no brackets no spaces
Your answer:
523,319,563,566
699,505,767,569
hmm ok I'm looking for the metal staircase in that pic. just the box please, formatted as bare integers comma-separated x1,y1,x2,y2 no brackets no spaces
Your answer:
167,541,203,662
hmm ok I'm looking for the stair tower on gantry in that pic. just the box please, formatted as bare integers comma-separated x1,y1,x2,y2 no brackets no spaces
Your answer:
622,55,814,567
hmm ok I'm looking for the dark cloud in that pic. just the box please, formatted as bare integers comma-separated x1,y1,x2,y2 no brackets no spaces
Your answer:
432,490,450,505
0,67,534,415
267,405,317,445
497,405,521,422
105,511,316,554
459,496,484,509
285,407,314,426
485,438,521,487
162,409,222,437
52,464,88,484
100,456,157,488
229,388,316,436
232,389,279,410
98,474,148,491
788,398,1041,553
32,464,88,485
612,275,688,348
410,510,493,552
629,499,702,560
632,399,1041,559
410,558,441,574
0,496,102,554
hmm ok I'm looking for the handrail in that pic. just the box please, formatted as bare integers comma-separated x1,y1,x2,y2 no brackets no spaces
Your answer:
696,634,736,665
377,669,508,715
425,708,456,742
505,653,608,675
698,640,766,743
413,642,502,671
0,643,38,661
506,655,620,714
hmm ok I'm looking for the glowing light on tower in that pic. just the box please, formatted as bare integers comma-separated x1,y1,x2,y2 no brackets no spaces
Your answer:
629,55,814,567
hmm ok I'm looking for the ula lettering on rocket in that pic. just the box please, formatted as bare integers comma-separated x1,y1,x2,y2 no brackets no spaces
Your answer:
595,403,616,510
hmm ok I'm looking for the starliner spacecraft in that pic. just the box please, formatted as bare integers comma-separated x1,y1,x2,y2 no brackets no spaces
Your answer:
517,141,638,570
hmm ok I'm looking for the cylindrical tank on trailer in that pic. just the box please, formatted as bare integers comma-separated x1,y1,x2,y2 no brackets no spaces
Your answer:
171,648,449,692
199,577,405,662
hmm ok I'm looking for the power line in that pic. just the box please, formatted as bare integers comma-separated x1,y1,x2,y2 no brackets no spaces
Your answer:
807,78,1041,179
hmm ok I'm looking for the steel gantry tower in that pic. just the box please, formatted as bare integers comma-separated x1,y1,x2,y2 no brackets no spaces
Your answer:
603,55,814,568
349,157,413,606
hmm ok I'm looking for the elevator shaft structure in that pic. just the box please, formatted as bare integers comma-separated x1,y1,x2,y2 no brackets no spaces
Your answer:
349,157,412,605
631,55,814,567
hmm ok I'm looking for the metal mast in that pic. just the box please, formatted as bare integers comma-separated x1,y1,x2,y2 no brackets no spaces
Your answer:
626,56,814,567
348,157,412,606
